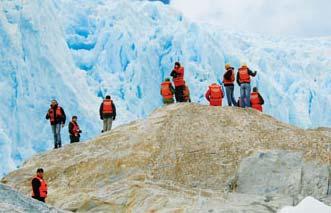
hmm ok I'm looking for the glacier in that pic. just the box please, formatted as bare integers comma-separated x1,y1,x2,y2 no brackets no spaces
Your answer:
0,0,330,176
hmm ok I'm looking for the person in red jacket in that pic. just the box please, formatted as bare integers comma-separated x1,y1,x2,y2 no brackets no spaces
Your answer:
250,87,265,112
99,95,116,133
160,78,175,104
236,64,257,108
45,100,66,149
68,116,82,143
223,64,237,106
205,83,224,106
170,62,185,102
31,168,48,203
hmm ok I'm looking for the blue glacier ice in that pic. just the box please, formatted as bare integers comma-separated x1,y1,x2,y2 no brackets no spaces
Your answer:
0,0,330,176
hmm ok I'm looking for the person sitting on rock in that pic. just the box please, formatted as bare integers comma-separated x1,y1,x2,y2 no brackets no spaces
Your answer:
205,83,224,106
250,87,265,112
160,78,175,104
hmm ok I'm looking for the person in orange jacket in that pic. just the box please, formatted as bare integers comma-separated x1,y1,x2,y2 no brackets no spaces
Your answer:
205,83,224,106
236,64,257,108
170,62,185,102
99,95,116,132
250,87,264,112
31,168,48,203
223,64,237,106
160,78,175,104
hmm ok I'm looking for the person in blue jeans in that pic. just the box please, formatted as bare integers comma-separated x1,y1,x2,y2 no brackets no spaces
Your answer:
236,64,257,108
46,100,66,149
223,64,237,106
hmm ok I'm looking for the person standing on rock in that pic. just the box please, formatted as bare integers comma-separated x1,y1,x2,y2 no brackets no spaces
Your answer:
223,64,237,106
236,63,257,108
99,95,116,132
31,168,48,203
45,99,66,149
170,62,185,102
250,87,264,112
68,116,82,143
205,83,224,106
160,78,175,104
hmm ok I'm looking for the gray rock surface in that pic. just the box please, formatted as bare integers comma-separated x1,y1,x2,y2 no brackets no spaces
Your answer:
0,184,64,213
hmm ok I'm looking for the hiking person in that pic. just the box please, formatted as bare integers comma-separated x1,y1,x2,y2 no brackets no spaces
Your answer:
223,64,237,106
31,168,48,203
68,116,82,143
236,63,257,108
99,95,116,132
160,78,175,104
45,100,66,149
170,62,185,102
205,83,224,106
250,87,265,112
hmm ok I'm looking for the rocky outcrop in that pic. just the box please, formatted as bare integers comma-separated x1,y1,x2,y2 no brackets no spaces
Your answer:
0,184,64,213
1,104,331,212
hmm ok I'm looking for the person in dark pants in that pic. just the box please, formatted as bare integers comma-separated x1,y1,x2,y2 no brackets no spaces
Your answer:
223,64,237,106
31,168,48,203
68,116,82,143
170,62,186,102
45,100,66,149
99,95,116,132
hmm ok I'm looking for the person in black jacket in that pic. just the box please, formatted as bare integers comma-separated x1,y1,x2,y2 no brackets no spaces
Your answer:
68,116,82,143
31,168,48,203
223,64,237,106
99,95,116,132
45,100,66,149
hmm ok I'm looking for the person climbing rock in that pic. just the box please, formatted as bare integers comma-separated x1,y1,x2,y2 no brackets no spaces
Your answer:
250,87,265,112
45,100,66,149
170,62,185,102
160,78,175,104
223,64,237,106
68,116,82,143
31,168,47,203
205,83,224,106
99,95,116,132
236,63,257,108
183,83,191,102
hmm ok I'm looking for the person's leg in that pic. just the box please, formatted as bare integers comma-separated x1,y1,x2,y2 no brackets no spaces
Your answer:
103,119,108,132
56,124,62,148
51,125,57,149
225,86,232,106
245,84,251,107
240,84,245,108
179,86,185,102
174,87,180,102
108,118,113,131
230,86,237,106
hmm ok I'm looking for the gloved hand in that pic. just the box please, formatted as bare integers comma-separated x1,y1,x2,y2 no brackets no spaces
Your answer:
100,116,103,120
113,116,116,121
79,130,82,133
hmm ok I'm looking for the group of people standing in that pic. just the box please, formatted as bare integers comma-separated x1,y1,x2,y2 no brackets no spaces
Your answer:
161,62,264,111
45,97,116,149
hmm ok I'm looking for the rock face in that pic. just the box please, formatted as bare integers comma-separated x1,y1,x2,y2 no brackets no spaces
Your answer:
0,184,64,213
1,104,331,212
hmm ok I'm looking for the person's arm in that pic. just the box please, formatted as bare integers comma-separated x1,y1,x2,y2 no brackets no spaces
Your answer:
45,110,50,120
170,70,177,78
236,72,241,86
32,178,40,198
99,103,103,120
205,90,210,101
60,108,66,125
258,93,265,105
248,69,257,77
68,122,73,135
112,102,116,120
